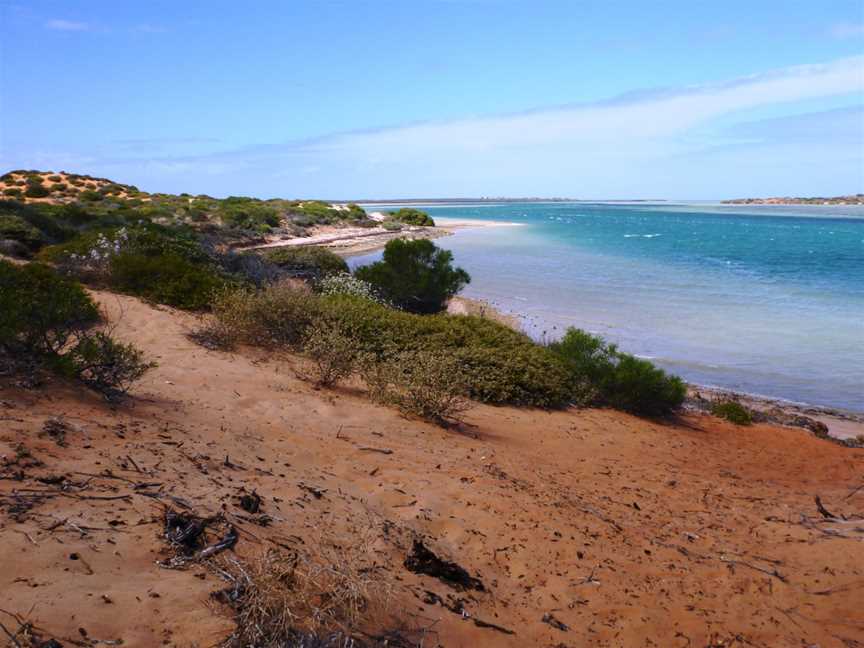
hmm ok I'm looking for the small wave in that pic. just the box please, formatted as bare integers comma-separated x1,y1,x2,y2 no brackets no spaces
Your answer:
624,233,662,238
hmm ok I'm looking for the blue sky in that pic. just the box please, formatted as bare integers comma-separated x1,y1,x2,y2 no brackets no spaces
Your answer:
1,0,863,199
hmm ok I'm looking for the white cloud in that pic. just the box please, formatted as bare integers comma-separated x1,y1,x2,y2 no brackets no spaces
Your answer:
45,19,89,31
291,56,864,161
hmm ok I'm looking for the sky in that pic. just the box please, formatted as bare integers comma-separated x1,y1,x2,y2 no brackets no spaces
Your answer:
1,0,863,199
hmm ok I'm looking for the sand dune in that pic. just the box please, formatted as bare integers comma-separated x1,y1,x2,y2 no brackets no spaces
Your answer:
1,291,863,646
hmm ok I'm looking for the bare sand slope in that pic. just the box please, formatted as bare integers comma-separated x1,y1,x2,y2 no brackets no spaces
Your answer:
1,292,863,647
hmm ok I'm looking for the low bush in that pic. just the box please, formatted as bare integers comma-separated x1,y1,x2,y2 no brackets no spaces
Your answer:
108,252,225,310
711,399,752,425
219,198,280,232
3,188,22,197
301,322,358,387
364,348,471,426
51,182,67,192
549,328,685,416
40,223,226,309
387,207,435,227
208,282,320,348
0,214,43,252
354,238,470,314
318,295,572,407
0,261,100,354
0,261,152,397
47,175,62,182
24,182,50,198
264,246,348,280
66,331,156,397
316,272,389,306
381,220,402,232
216,249,284,287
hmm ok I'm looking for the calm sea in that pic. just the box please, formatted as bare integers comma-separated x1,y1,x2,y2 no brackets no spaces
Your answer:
351,202,864,412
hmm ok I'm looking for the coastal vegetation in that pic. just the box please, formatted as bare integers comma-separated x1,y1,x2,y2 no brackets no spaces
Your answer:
264,245,349,279
0,169,687,424
723,193,864,205
354,238,470,314
385,207,436,227
710,399,753,425
0,260,154,398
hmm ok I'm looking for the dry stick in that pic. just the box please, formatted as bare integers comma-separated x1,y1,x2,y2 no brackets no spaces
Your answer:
719,556,787,583
0,621,22,648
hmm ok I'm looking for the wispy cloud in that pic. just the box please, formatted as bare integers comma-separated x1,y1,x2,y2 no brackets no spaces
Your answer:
45,19,89,31
7,56,863,198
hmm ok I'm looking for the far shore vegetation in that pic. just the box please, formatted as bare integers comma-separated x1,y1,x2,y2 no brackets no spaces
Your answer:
1,169,686,423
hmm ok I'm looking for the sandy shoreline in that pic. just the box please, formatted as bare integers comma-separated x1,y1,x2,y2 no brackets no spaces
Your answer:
241,217,521,257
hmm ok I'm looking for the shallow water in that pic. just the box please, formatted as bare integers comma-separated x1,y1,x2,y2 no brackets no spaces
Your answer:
351,202,864,412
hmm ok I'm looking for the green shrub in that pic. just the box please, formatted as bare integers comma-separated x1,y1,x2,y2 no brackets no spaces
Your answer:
208,282,321,348
711,400,752,425
301,322,358,387
387,208,435,227
0,214,43,251
66,331,155,398
0,261,100,355
0,200,75,243
319,295,571,407
79,190,103,201
51,183,67,192
364,348,470,426
381,220,402,232
47,175,62,182
602,354,686,416
219,199,280,232
549,328,685,416
108,252,225,310
24,182,50,198
264,246,348,279
354,239,470,314
3,188,22,197
317,272,389,306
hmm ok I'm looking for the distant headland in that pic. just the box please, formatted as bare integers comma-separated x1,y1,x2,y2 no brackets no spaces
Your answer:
723,194,864,206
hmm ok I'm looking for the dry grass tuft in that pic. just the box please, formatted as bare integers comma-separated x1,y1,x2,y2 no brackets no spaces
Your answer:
213,542,399,647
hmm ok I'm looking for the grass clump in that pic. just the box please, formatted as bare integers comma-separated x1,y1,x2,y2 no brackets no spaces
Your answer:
711,399,753,425
264,246,348,279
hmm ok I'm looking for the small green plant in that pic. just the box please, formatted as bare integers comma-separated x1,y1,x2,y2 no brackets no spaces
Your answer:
67,331,156,398
301,322,358,387
354,238,470,314
381,220,402,231
711,399,753,425
3,188,22,197
265,246,348,279
47,175,62,182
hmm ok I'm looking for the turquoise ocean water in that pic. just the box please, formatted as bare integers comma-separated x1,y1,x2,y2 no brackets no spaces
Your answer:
351,202,864,412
